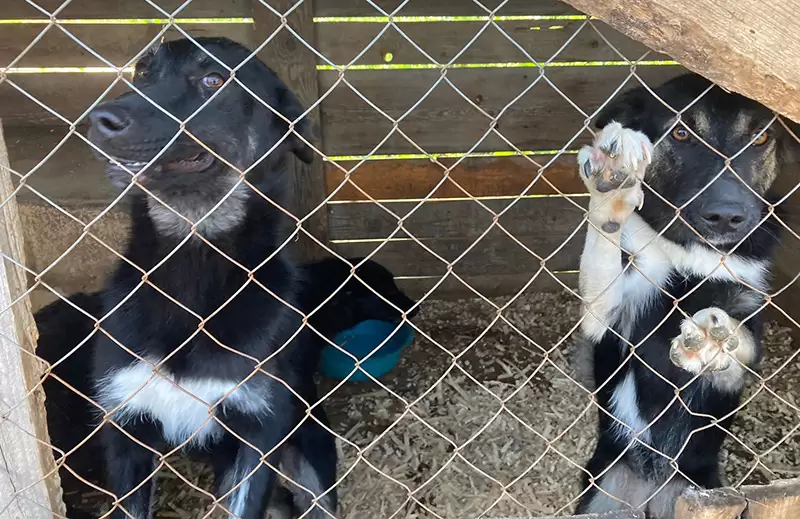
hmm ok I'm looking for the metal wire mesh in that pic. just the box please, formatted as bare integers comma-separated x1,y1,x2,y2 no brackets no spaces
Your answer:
0,1,799,518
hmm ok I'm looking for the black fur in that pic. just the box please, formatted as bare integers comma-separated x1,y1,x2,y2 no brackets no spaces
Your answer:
86,37,330,519
36,258,417,517
577,74,796,517
297,257,419,339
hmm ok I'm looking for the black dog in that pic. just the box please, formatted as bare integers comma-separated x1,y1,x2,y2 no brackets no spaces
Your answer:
35,293,103,519
574,73,796,518
298,257,419,340
86,37,332,519
37,258,417,517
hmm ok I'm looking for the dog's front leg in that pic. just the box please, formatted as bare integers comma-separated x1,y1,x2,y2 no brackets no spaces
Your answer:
670,307,758,393
218,394,293,519
102,423,159,519
577,122,653,341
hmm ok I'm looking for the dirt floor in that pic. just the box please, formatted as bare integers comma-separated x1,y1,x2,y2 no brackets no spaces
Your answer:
61,290,800,519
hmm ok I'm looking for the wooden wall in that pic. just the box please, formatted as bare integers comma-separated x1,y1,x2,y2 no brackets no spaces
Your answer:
1,0,687,299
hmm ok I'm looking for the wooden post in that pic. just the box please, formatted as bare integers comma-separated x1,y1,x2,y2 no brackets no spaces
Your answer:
742,478,800,519
252,0,329,262
0,122,65,517
674,487,746,519
559,0,800,123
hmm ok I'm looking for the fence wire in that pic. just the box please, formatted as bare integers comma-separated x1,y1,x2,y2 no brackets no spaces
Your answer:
0,1,799,518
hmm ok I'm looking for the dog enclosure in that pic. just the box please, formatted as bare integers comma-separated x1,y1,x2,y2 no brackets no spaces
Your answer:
2,0,800,518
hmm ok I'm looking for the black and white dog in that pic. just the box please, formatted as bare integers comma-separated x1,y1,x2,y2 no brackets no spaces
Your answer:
575,73,796,518
36,256,418,518
86,37,334,519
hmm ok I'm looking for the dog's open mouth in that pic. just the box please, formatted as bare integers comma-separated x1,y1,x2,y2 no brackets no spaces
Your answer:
105,152,216,185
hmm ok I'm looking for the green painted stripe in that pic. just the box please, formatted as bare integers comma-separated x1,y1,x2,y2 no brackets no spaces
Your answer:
0,18,253,24
327,192,588,206
318,60,679,71
326,150,578,162
313,15,592,23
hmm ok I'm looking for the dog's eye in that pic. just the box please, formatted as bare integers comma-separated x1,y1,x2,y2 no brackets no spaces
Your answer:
751,130,770,146
201,73,225,89
671,127,691,142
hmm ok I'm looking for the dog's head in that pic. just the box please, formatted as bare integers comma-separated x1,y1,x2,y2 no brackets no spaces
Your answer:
302,258,419,335
595,73,798,248
88,37,313,194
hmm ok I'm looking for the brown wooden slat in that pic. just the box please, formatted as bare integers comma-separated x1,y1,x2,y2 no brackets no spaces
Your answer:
0,23,254,68
397,271,578,299
4,126,120,207
315,0,582,17
327,196,587,240
318,65,685,154
332,229,583,277
1,0,252,18
326,156,585,200
315,20,666,65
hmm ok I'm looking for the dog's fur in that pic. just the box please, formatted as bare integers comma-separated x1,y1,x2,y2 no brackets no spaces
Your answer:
297,257,419,339
574,73,796,518
86,37,334,519
36,258,417,518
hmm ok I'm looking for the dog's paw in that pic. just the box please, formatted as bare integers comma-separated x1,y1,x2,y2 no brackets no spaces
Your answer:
670,308,740,374
577,122,653,233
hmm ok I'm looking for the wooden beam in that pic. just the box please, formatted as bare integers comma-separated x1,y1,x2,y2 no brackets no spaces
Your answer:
252,0,329,261
559,0,800,123
675,487,746,519
742,478,800,519
0,122,65,517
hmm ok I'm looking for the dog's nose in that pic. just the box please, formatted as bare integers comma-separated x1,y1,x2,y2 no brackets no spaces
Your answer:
699,203,747,234
89,107,131,138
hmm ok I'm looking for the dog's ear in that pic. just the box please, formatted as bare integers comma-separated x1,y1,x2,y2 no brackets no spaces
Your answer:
275,83,316,165
238,58,316,164
595,86,651,130
779,117,800,164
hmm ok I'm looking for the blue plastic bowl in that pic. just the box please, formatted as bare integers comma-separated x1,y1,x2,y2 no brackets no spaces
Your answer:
320,320,414,382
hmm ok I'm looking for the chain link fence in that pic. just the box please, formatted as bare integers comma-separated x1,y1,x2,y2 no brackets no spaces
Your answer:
1,1,799,518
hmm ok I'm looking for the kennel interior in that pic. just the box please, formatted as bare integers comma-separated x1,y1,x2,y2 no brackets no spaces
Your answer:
2,0,800,518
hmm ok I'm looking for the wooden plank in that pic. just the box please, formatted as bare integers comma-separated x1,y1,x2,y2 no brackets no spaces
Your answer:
332,229,584,277
0,22,254,68
0,20,255,127
4,127,586,207
0,62,683,132
318,65,685,155
0,121,65,518
674,488,746,519
742,478,800,519
315,0,582,17
397,270,578,299
4,126,126,207
559,0,800,123
327,196,587,240
253,0,329,261
1,0,252,18
315,19,667,66
326,156,585,200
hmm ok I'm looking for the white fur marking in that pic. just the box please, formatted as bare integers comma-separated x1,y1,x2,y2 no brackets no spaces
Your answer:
148,182,250,239
622,214,768,291
97,359,272,446
228,477,251,519
609,372,651,445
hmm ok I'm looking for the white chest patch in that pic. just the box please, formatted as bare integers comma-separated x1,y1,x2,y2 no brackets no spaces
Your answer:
611,214,769,337
609,371,651,445
96,359,272,446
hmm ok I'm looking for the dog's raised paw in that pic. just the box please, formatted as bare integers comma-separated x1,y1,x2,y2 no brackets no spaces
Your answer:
577,122,653,231
670,308,739,374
